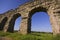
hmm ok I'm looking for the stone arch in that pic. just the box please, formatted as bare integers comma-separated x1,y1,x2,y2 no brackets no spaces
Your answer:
28,6,49,33
29,7,48,18
0,17,8,30
0,0,60,35
7,13,21,32
19,0,60,35
19,6,49,34
24,4,60,35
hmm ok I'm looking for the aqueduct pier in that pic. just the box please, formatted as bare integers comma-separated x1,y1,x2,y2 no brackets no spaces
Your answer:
0,0,60,35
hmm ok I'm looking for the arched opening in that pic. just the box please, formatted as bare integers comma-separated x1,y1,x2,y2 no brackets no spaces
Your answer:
29,7,52,33
31,12,52,33
7,13,21,32
14,17,21,32
0,17,8,30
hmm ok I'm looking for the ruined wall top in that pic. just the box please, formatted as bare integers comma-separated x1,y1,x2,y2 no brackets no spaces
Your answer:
0,0,60,17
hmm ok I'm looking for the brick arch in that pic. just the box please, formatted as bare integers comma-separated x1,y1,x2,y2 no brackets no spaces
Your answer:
0,17,8,30
7,13,21,32
23,6,47,34
0,0,60,35
29,7,47,18
28,6,48,31
19,0,60,35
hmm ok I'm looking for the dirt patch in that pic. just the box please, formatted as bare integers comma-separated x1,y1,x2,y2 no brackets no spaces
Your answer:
0,37,12,40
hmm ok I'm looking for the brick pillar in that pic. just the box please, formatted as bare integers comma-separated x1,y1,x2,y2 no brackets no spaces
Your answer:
0,17,8,30
48,5,60,35
50,15,60,35
0,17,5,30
48,9,60,35
19,17,31,34
3,17,12,32
7,18,15,32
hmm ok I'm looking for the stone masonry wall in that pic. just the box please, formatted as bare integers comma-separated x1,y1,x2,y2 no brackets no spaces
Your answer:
0,0,60,35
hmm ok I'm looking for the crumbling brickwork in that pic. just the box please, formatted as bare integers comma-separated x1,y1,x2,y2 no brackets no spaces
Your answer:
0,0,60,35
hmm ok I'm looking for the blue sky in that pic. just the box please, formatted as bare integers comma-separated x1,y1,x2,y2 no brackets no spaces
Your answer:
0,0,52,32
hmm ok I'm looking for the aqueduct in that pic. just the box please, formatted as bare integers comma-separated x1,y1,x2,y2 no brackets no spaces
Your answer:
0,0,60,35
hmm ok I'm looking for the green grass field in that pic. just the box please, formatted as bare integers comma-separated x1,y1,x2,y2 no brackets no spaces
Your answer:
0,31,60,40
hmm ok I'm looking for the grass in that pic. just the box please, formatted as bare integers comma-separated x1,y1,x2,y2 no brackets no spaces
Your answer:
0,31,60,40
